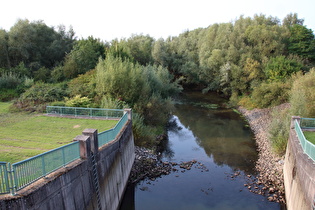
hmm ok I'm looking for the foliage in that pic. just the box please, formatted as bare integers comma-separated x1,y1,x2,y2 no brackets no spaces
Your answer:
264,56,303,81
63,36,105,79
67,69,96,98
0,71,22,89
15,82,68,112
96,55,180,142
290,68,315,117
131,113,155,147
251,81,291,108
288,24,315,61
64,95,91,108
100,95,128,109
269,106,291,155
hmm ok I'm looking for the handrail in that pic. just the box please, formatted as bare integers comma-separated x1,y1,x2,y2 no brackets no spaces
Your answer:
294,119,315,162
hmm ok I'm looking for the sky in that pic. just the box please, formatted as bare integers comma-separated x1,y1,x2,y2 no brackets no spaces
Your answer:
1,0,314,41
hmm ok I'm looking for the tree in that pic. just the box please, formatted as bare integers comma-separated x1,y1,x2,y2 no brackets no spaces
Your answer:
264,56,303,81
0,29,10,68
282,13,304,28
63,36,105,79
288,24,315,61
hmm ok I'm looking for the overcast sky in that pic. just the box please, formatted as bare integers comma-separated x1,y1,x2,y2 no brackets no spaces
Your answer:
1,0,314,41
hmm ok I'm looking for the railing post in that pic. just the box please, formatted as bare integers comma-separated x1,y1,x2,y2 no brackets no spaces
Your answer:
291,116,301,129
73,135,91,159
82,129,99,155
124,108,132,121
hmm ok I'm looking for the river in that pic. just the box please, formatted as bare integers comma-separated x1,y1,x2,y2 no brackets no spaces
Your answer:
120,91,281,210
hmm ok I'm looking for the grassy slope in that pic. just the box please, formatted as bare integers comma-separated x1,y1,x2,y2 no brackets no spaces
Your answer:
0,102,118,163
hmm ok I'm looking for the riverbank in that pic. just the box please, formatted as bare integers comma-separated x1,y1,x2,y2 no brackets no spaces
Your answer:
238,104,289,204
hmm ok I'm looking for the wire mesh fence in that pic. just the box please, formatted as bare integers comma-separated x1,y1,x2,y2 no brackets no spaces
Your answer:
300,118,315,129
46,106,124,119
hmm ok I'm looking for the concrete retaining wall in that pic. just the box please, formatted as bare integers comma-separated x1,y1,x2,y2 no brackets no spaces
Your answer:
284,116,315,210
0,110,135,210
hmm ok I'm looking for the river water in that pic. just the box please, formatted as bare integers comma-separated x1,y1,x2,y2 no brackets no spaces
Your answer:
120,91,281,210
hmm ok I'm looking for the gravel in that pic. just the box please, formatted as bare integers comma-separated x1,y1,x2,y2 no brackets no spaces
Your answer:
238,104,289,204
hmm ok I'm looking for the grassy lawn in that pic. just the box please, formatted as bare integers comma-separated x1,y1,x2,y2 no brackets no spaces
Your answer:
0,102,118,163
303,131,315,145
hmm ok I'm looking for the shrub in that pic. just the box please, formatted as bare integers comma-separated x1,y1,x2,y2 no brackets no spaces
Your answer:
14,82,68,112
64,95,91,108
269,105,291,155
0,89,19,101
290,68,315,117
100,95,128,109
251,81,291,108
0,72,22,89
132,113,155,147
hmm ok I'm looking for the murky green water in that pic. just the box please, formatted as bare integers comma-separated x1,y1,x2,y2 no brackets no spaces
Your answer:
120,91,281,210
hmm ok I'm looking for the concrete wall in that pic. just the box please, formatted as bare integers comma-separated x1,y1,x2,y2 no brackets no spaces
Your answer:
283,116,315,210
0,111,135,210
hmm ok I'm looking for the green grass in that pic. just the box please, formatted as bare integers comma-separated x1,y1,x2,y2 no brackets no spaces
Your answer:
303,131,315,144
0,102,118,163
0,102,11,114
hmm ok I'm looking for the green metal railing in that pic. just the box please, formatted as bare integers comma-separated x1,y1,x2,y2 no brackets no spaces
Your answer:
300,118,315,129
98,112,128,147
46,106,124,119
0,107,130,195
294,119,315,162
12,141,80,192
0,162,10,194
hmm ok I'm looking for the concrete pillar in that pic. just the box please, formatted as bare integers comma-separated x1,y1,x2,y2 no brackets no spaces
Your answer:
124,108,132,121
291,116,301,129
82,128,98,155
73,135,91,159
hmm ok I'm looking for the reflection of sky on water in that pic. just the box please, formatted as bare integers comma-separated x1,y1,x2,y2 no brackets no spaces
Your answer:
120,91,281,210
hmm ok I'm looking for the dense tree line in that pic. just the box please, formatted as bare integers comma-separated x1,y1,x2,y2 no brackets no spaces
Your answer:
1,13,315,149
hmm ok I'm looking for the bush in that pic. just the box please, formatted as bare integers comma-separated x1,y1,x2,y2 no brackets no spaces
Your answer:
290,68,315,117
14,82,68,112
64,95,91,108
0,72,22,89
100,95,128,109
251,81,291,108
132,113,155,147
0,89,19,101
269,105,291,155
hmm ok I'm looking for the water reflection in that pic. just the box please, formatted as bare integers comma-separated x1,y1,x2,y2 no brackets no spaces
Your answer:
120,91,280,210
174,101,257,172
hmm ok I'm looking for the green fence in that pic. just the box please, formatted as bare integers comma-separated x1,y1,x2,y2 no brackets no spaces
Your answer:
0,108,129,195
295,119,315,162
0,162,10,194
98,112,128,147
46,106,124,119
300,118,315,129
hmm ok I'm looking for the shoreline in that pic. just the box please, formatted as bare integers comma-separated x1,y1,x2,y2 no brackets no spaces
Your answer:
129,104,288,204
238,104,288,204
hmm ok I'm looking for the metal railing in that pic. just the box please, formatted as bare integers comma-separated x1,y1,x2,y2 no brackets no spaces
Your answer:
294,119,315,162
98,112,128,147
0,162,10,194
46,106,124,119
0,108,130,195
300,118,315,129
